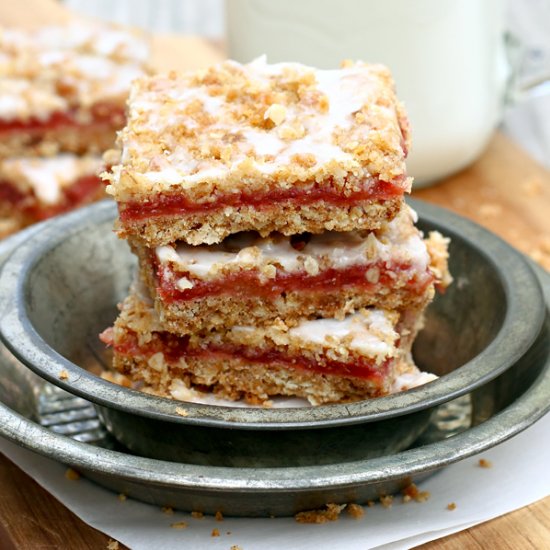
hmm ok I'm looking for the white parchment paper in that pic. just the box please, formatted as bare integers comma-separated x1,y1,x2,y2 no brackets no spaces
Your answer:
1,410,549,549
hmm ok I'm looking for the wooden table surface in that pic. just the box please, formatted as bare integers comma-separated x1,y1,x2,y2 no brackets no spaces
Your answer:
1,1,549,548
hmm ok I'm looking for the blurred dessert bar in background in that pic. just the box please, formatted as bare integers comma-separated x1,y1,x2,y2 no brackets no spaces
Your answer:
0,154,104,237
0,18,149,236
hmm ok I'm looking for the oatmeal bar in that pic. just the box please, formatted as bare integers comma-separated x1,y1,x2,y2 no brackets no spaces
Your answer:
0,154,104,237
106,57,411,246
134,206,450,332
100,287,430,405
0,20,148,158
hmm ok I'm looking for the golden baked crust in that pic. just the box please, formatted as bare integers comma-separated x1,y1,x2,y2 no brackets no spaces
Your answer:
107,58,410,202
117,196,402,247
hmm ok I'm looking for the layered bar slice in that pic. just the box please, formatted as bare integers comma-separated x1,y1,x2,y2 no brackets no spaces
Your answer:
0,20,148,158
100,286,432,405
0,154,104,237
106,57,411,246
134,205,451,333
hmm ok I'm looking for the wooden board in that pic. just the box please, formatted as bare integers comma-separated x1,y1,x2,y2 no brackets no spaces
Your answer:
0,1,549,547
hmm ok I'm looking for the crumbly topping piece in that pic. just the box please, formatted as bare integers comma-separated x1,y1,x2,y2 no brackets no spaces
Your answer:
0,20,148,122
108,58,410,200
155,205,431,283
0,154,103,205
425,230,453,289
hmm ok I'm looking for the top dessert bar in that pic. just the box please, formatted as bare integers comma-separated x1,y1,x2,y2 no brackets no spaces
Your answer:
0,20,149,158
107,58,412,246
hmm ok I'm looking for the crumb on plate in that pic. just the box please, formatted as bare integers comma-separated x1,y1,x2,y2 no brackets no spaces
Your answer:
294,503,346,524
346,503,364,519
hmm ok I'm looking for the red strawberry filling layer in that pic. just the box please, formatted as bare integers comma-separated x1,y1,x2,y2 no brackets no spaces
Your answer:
155,259,434,302
119,178,404,222
100,328,390,382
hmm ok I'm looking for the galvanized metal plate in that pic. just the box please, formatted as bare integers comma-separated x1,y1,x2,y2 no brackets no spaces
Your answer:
0,206,548,515
0,199,545,431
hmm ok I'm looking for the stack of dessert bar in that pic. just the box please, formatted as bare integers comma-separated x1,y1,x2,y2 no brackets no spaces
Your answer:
0,19,148,237
101,58,451,405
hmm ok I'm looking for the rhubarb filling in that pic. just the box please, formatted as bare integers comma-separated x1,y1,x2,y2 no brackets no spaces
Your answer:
101,328,390,382
155,260,434,302
119,178,403,222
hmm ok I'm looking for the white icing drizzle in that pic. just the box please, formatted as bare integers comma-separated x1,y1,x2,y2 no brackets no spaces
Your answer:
128,57,400,188
156,205,430,282
287,309,397,357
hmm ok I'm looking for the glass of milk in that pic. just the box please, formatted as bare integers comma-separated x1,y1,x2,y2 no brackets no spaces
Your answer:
227,0,550,186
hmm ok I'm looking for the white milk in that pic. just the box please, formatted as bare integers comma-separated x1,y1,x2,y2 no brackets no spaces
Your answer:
227,0,508,186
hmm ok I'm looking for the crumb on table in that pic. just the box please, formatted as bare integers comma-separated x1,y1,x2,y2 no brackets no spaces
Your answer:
59,369,69,380
215,510,224,522
211,528,220,537
107,540,119,550
118,493,127,502
294,503,346,524
64,468,80,481
379,495,393,508
447,502,457,511
162,506,174,515
478,458,493,468
401,482,431,503
191,511,204,519
170,521,188,529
